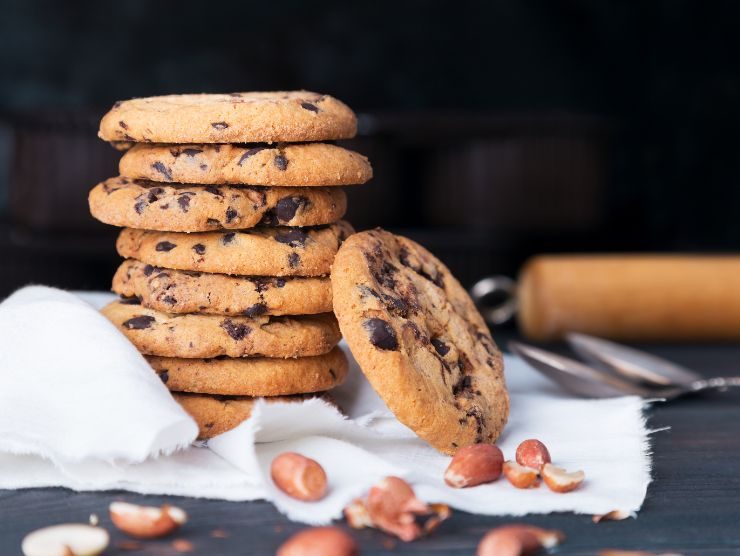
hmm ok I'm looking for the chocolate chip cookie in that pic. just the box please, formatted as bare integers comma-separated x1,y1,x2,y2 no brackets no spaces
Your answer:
119,143,372,187
331,229,509,455
148,346,347,396
102,299,341,358
89,177,347,231
113,259,332,316
116,221,353,277
99,91,357,144
174,392,322,439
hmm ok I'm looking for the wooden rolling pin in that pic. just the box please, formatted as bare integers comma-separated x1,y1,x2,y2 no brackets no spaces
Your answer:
474,255,740,341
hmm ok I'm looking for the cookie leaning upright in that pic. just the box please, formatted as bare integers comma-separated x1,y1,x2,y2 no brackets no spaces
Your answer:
331,229,509,455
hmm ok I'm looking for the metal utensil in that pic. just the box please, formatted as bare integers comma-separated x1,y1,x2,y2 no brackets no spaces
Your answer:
509,339,740,400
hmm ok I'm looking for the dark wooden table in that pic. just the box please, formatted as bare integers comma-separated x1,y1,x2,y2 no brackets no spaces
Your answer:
2,337,740,555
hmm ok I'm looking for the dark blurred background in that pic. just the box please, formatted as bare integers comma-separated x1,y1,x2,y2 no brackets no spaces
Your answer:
1,0,739,296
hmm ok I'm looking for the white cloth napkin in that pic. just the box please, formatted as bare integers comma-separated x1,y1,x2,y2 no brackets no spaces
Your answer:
0,286,654,523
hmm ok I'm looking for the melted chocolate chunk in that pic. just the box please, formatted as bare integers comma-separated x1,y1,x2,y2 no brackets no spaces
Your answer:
225,207,238,222
275,228,308,247
220,318,251,340
288,252,301,268
205,185,223,197
275,196,307,223
237,146,267,165
134,198,147,214
200,163,208,171
155,241,177,252
243,302,267,317
431,338,450,356
119,295,141,305
274,154,289,171
452,375,472,396
122,315,156,330
363,318,398,350
159,371,169,384
151,161,173,181
300,102,319,112
143,264,155,276
211,122,229,130
177,194,191,212
162,295,177,305
275,278,286,288
118,120,128,129
192,243,206,255
183,147,203,157
222,232,236,245
147,187,165,203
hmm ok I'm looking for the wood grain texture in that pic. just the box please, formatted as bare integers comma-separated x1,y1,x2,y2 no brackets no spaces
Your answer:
1,334,739,554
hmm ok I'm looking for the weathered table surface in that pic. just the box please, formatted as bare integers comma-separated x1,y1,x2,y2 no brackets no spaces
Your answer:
2,335,740,555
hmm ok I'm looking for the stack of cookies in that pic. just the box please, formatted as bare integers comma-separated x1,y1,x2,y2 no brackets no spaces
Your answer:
90,92,372,439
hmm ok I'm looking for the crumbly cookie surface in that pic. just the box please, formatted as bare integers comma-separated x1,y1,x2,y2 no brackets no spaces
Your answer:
113,259,332,316
102,299,341,358
119,143,372,187
89,177,346,231
99,91,357,144
116,221,353,277
331,229,509,454
148,346,347,396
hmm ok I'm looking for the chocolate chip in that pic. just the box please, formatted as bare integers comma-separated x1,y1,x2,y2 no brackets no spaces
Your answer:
211,122,229,130
222,232,235,245
192,244,206,255
288,253,301,268
275,278,286,288
206,218,220,226
162,295,177,305
220,318,251,340
134,199,147,214
181,148,203,157
275,229,308,247
148,187,165,203
363,318,398,350
431,338,450,356
452,375,472,396
118,120,128,129
123,315,156,330
143,264,155,276
177,194,191,212
275,196,307,223
273,154,289,171
152,161,173,181
259,212,278,226
160,203,169,209
200,164,208,170
119,295,141,305
237,146,267,165
159,371,169,384
155,241,177,252
300,102,319,112
225,207,238,222
243,303,267,317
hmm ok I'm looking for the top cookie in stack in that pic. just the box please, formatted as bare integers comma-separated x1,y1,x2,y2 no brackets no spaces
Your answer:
90,91,371,438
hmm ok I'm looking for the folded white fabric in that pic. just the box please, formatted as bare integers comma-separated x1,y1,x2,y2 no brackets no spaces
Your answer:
0,286,653,523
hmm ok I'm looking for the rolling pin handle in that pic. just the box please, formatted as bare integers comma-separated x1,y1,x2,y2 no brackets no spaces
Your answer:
470,275,518,325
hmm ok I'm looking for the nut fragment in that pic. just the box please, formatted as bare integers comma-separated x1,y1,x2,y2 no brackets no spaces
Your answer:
21,524,110,556
343,498,373,529
109,501,187,538
502,461,539,489
271,452,328,502
277,526,358,556
515,439,551,471
592,509,633,523
444,444,504,488
541,463,585,493
477,524,564,556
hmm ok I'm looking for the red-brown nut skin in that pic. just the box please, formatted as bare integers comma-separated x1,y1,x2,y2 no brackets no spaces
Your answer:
515,439,551,470
271,452,328,502
277,527,358,556
477,524,564,556
444,444,504,488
